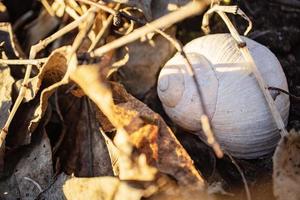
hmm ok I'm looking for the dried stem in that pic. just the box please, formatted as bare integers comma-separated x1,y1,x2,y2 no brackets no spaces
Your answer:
75,0,117,15
0,58,48,66
0,6,99,147
88,3,121,52
226,153,252,200
93,1,209,56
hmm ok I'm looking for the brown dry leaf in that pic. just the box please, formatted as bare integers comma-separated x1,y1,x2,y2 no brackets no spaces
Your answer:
102,82,205,187
56,93,113,177
63,176,145,200
70,66,201,185
9,46,75,146
273,130,300,200
24,46,71,102
112,27,176,98
0,66,14,172
0,66,14,135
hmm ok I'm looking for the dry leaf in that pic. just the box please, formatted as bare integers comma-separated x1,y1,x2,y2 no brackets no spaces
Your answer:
36,173,70,200
9,47,75,146
14,130,53,200
63,176,145,200
0,66,14,172
24,46,71,102
103,82,205,187
56,94,113,177
0,23,23,58
0,66,14,132
70,66,203,186
0,174,20,199
112,27,176,98
273,130,300,200
23,9,60,52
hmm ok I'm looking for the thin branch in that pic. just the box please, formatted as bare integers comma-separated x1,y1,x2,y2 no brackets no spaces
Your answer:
0,6,99,148
88,3,121,52
75,0,117,15
268,87,300,101
0,58,47,66
93,1,209,56
226,153,252,200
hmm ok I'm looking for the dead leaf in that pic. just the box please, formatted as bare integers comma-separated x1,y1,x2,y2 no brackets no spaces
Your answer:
63,176,145,200
100,82,205,187
14,129,53,200
56,93,113,177
0,66,14,172
273,130,300,200
0,66,14,133
23,10,60,52
0,23,23,58
36,173,70,200
24,46,70,102
8,47,75,146
0,174,20,199
112,27,176,98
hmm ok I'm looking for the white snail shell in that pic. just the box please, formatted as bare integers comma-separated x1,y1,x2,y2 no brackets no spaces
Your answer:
157,33,290,159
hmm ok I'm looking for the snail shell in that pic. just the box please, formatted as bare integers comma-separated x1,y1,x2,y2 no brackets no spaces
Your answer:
157,33,290,159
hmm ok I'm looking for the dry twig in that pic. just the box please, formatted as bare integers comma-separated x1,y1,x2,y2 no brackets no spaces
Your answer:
93,1,209,56
0,6,99,147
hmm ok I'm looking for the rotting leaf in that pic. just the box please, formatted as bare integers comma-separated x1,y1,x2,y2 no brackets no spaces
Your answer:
14,128,53,200
36,173,70,200
0,174,20,200
63,176,145,200
56,93,113,177
100,82,205,187
273,130,300,200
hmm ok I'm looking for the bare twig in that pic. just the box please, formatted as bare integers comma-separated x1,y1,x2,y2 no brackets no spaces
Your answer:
75,0,117,15
226,153,252,200
88,3,121,52
0,6,99,148
268,87,300,101
0,58,47,66
93,1,209,56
